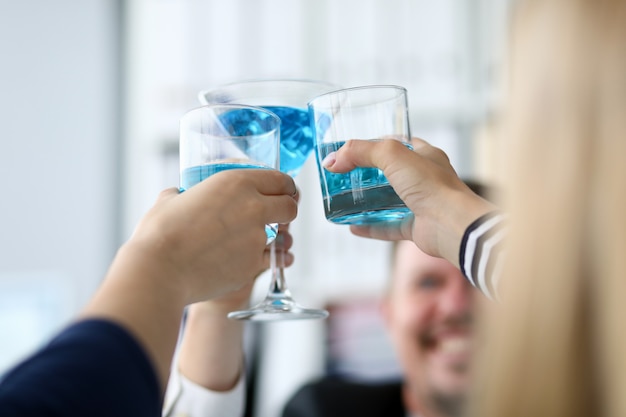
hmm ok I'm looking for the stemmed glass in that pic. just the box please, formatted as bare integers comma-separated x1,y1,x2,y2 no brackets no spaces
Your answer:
199,79,338,320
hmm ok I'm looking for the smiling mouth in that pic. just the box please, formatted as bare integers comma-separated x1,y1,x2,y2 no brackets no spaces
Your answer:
439,337,471,355
421,334,472,359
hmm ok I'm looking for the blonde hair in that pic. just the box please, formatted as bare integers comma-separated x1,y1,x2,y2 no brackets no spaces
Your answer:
469,1,626,417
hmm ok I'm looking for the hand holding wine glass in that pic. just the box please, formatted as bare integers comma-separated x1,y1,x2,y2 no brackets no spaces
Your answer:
200,79,338,320
179,104,284,244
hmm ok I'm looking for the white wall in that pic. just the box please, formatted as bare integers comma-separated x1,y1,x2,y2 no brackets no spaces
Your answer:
0,1,121,373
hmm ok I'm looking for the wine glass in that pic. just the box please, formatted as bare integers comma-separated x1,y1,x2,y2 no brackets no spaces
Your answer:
199,79,339,320
179,104,281,243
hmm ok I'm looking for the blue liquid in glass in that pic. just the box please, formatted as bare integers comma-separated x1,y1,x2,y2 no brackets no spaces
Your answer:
215,106,314,177
215,107,278,137
317,141,413,225
263,106,314,177
180,163,278,241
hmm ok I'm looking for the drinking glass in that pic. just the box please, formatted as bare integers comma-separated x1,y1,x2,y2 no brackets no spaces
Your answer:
179,104,281,243
200,79,338,320
308,85,413,225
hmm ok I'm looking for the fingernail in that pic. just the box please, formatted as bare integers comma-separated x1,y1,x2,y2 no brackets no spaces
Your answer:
322,152,336,169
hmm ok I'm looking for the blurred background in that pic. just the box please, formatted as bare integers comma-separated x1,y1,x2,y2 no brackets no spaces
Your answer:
0,0,510,415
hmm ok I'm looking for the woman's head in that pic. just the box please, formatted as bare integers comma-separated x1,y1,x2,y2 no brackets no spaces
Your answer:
472,1,626,416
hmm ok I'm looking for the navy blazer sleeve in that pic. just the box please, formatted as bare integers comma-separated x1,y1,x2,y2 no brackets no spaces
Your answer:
0,319,161,417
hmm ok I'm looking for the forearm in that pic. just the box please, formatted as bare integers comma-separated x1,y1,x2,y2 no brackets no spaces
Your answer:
177,301,245,391
80,242,188,393
433,188,498,269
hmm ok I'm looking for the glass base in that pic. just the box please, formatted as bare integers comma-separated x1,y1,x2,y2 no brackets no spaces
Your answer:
327,208,412,225
228,295,329,321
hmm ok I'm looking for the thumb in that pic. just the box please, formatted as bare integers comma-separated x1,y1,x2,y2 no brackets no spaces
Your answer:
322,139,413,173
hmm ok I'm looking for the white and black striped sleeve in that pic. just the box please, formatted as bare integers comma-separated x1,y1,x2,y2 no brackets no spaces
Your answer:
459,211,506,300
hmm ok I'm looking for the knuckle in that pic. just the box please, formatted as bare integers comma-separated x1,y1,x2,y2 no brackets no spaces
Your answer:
226,173,255,194
343,139,360,152
379,139,406,165
244,197,264,216
431,146,450,163
157,187,178,200
381,138,403,152
286,198,298,220
278,172,293,192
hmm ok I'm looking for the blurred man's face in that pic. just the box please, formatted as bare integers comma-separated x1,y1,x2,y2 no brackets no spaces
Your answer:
383,241,476,417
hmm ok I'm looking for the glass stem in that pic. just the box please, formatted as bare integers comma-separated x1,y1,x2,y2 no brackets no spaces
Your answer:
267,240,291,298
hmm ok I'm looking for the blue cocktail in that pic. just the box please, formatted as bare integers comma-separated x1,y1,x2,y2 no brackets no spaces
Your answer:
179,104,281,243
200,79,339,321
309,85,413,225
316,141,413,224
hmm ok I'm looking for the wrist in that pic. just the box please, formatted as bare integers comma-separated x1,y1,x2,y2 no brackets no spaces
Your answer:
187,299,247,321
178,301,245,391
434,188,497,268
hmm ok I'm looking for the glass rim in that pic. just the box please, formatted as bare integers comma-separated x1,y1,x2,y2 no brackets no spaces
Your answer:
307,84,408,107
198,78,341,105
180,103,281,136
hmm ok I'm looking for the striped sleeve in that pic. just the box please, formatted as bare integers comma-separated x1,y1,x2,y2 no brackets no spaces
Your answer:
459,211,506,300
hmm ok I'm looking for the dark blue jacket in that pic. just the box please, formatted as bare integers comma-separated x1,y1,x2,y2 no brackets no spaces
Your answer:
0,319,160,417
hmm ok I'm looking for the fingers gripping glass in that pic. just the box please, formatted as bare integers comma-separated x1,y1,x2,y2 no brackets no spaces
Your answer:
200,79,336,321
179,104,281,241
308,85,413,225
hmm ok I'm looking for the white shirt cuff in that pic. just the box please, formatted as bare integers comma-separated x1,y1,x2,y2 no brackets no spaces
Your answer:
163,367,245,417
